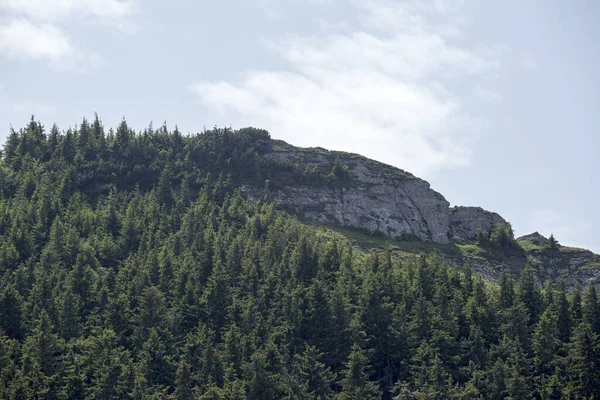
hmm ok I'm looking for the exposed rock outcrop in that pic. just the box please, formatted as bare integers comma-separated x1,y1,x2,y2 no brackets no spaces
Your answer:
517,232,548,246
449,206,508,243
259,142,451,243
514,233,600,287
239,137,600,288
245,140,502,244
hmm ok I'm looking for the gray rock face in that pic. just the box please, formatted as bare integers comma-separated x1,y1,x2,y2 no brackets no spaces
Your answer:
243,141,508,244
449,206,508,243
265,149,450,242
266,179,451,243
517,232,547,246
243,141,487,244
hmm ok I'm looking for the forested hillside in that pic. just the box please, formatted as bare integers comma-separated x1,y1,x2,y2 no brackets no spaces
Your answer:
1,117,599,399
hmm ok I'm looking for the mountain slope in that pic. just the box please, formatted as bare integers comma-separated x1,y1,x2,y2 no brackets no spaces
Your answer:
242,138,600,287
2,119,600,398
1,119,596,287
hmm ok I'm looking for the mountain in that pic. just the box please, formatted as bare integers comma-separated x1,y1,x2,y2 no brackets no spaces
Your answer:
240,138,600,288
2,118,600,398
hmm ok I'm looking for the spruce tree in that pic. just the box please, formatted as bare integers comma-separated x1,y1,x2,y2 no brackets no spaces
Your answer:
545,234,559,250
338,344,381,400
533,309,559,374
567,323,600,398
294,345,335,399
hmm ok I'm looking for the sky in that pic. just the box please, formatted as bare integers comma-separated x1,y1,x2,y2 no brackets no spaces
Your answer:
0,0,599,252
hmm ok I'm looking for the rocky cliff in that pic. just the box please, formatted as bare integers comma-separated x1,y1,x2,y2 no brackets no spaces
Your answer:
239,137,599,287
449,206,507,243
516,233,600,287
245,140,507,244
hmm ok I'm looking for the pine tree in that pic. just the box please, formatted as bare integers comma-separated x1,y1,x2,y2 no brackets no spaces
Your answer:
137,328,174,389
201,260,231,336
541,368,564,400
3,127,21,168
61,347,85,400
243,347,283,400
545,234,559,250
137,285,167,334
533,309,559,374
571,284,584,325
502,299,531,350
57,286,81,340
516,266,541,325
84,329,125,400
488,359,508,399
411,295,431,342
0,284,23,340
499,273,514,310
61,129,75,161
294,345,335,399
92,113,106,156
173,355,195,400
0,331,17,399
555,285,572,343
21,310,64,398
467,325,485,367
47,124,60,159
338,343,381,400
114,118,131,153
583,285,600,333
76,117,93,160
567,323,600,398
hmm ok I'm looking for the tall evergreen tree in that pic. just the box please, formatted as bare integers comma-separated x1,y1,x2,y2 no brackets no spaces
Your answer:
567,323,600,398
338,344,381,400
294,344,335,399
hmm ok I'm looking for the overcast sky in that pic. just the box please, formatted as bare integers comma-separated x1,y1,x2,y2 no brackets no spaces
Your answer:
1,0,598,252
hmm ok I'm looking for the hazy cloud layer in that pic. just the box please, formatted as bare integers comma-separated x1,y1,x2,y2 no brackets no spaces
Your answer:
0,0,138,71
0,85,56,122
0,18,104,72
0,0,137,25
190,0,498,177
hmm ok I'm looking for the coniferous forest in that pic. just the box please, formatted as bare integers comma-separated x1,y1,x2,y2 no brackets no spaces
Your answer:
1,117,599,399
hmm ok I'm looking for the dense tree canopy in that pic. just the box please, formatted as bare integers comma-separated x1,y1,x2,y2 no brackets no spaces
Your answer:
0,117,598,399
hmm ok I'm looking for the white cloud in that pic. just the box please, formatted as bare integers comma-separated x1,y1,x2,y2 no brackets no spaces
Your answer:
524,57,538,71
0,0,138,29
268,30,493,81
190,0,498,177
0,0,138,71
258,1,280,21
472,86,501,103
357,0,467,37
190,70,473,175
0,18,104,71
0,19,72,60
259,0,332,20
